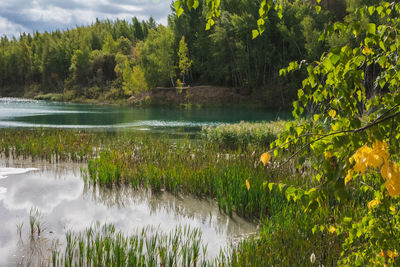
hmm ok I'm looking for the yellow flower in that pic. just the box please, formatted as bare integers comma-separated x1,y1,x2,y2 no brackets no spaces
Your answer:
329,226,336,234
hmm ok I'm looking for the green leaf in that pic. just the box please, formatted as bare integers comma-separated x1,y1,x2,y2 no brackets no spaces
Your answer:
298,89,304,99
174,1,184,17
367,23,376,35
315,5,321,14
252,30,259,39
379,41,386,51
330,54,340,66
268,183,275,191
368,6,375,15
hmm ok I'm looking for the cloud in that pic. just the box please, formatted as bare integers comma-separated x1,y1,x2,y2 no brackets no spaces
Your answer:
0,16,28,38
0,0,172,38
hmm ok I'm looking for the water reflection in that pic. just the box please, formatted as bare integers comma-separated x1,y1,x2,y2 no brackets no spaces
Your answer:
0,98,290,133
0,160,257,265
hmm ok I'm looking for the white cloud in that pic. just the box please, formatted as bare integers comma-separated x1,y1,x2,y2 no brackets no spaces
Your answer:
0,16,28,37
0,0,171,38
23,6,73,24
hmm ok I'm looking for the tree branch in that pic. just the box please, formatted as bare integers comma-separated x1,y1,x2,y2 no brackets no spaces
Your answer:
277,109,400,167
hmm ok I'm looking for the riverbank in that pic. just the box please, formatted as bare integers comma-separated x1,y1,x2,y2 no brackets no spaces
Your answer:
1,84,293,109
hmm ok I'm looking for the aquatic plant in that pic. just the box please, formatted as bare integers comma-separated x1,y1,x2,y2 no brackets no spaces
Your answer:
50,223,219,267
202,120,286,149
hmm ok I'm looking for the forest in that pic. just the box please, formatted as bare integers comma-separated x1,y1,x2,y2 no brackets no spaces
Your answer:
0,0,352,107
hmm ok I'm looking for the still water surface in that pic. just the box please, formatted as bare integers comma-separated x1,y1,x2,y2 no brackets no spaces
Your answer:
0,160,256,265
0,98,289,133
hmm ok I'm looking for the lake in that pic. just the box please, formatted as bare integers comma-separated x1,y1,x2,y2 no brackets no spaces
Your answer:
0,98,283,265
0,98,289,133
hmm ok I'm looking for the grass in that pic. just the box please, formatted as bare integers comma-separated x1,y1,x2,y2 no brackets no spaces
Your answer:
51,224,214,267
202,120,286,148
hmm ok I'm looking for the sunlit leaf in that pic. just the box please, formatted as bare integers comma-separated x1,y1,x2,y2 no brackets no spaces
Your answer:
260,152,271,166
367,198,381,209
328,109,336,119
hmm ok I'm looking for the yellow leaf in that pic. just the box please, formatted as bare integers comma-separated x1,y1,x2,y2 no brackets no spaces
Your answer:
385,177,400,198
367,198,381,210
363,46,371,55
387,250,398,260
345,170,353,185
382,161,400,197
381,162,391,180
260,152,271,166
328,109,336,119
390,206,396,213
245,179,250,191
329,226,336,234
324,151,333,160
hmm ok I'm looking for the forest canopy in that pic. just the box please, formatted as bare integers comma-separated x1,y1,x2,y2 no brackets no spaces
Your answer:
0,0,353,107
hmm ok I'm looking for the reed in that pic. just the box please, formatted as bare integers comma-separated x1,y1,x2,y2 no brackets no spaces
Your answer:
202,120,286,148
50,223,221,266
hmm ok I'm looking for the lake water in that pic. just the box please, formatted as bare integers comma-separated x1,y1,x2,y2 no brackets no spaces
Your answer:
0,160,257,265
0,98,289,133
0,98,279,265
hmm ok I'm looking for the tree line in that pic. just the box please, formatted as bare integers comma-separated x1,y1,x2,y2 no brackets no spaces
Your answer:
0,0,358,107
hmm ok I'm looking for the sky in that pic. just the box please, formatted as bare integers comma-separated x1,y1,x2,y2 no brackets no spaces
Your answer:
0,0,172,38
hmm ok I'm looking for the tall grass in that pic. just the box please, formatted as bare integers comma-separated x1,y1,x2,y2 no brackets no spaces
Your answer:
84,138,299,220
202,120,286,148
51,223,219,267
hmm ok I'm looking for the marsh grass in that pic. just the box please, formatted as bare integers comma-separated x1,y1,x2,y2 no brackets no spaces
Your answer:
202,120,286,148
2,128,350,265
51,223,221,267
84,141,299,221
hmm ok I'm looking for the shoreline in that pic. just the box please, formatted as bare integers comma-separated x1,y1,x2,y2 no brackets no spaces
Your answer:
1,84,293,109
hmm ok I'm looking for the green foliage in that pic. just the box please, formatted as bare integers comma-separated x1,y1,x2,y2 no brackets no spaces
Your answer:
69,49,90,85
115,53,148,95
178,36,192,83
0,1,350,107
138,26,176,87
270,1,400,263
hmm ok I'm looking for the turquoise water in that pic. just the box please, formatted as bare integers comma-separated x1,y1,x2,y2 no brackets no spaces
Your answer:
0,98,289,133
